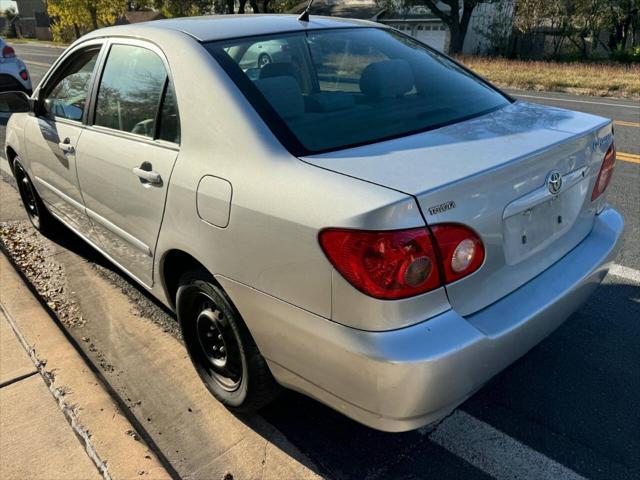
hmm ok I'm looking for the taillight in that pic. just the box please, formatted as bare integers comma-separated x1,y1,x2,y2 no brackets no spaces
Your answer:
19,69,29,81
2,45,15,58
319,228,440,299
319,224,484,300
431,224,485,283
591,143,616,201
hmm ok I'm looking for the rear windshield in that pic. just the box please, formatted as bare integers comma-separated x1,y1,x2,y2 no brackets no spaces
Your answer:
204,27,510,155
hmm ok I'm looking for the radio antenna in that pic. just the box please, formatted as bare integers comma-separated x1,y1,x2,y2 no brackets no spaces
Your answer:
298,0,314,22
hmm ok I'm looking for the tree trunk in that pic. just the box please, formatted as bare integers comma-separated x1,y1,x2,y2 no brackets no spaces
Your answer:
239,0,246,13
249,0,259,13
448,25,464,54
88,7,99,30
226,0,234,13
262,0,269,13
447,2,475,54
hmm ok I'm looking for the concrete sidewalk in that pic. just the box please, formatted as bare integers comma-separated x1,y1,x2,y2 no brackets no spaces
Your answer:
0,310,101,479
0,253,171,480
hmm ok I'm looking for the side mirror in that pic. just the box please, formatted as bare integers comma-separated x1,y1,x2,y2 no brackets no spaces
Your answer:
0,91,32,114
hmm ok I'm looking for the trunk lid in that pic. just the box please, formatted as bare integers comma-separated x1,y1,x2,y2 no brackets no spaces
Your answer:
303,102,613,315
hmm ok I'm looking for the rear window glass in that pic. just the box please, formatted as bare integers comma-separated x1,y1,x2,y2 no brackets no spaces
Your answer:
205,27,510,155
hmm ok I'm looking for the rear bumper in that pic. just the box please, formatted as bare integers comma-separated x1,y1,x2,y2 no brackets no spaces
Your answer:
218,207,624,432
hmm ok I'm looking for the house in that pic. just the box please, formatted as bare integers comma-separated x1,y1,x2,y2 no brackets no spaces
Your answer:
14,0,51,40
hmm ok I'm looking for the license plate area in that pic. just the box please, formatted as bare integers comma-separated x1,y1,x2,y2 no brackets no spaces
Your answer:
503,179,588,265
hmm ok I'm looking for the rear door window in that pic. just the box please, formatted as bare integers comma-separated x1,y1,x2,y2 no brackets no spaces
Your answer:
94,44,166,138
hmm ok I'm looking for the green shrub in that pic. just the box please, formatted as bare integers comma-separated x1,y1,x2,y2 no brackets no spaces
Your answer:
611,46,640,64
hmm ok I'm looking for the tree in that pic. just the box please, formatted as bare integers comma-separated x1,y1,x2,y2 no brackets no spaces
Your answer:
2,7,17,38
606,0,639,51
153,0,214,16
407,0,495,53
514,0,639,59
48,0,127,41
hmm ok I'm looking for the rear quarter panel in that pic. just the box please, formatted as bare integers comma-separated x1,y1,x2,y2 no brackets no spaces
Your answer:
150,31,432,325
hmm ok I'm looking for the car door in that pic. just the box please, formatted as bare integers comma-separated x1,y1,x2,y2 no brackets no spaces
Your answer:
75,40,180,287
24,42,103,232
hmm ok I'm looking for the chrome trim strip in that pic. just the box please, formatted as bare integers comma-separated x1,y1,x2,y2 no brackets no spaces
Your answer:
34,176,86,212
503,167,588,219
85,209,152,257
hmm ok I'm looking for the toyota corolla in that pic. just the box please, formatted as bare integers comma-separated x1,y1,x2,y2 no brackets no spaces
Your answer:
2,15,623,431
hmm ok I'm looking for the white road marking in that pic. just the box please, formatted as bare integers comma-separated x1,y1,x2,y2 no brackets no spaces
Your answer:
608,264,640,283
428,410,587,480
513,93,640,109
24,60,52,68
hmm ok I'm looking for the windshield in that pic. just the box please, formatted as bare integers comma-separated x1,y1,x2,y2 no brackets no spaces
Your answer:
205,27,510,155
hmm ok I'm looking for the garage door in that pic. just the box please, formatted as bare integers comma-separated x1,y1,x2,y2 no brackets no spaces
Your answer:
415,28,446,52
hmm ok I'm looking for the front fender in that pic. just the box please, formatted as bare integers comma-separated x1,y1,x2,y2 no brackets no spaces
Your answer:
4,112,30,172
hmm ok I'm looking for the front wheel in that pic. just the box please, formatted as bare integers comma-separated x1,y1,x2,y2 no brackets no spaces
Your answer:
13,158,57,234
176,271,280,412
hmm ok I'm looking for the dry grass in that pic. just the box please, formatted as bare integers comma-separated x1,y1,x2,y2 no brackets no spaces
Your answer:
457,56,640,99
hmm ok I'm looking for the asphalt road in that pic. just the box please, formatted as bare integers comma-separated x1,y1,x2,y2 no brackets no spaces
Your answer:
1,43,639,480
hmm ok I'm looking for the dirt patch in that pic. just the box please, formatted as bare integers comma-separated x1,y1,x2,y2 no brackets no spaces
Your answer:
89,262,182,342
0,221,85,328
1,166,181,341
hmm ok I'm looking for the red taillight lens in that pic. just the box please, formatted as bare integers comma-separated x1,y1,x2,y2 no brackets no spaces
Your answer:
319,224,485,300
319,228,441,299
431,224,485,283
2,45,15,58
19,69,29,81
591,143,616,201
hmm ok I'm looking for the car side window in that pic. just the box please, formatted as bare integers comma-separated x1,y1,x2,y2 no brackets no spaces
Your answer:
94,44,167,138
44,48,100,122
157,80,180,144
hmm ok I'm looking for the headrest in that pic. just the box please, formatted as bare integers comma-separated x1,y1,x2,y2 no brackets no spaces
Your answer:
255,76,304,119
359,59,414,99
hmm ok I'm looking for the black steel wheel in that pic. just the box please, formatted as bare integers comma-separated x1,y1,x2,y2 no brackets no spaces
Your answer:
177,270,280,411
258,53,272,68
13,158,56,233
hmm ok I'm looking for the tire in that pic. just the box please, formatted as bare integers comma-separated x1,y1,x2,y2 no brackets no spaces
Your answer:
258,53,272,68
176,270,280,412
12,158,57,234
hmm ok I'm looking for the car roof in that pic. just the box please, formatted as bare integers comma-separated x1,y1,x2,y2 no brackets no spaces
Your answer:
83,14,378,43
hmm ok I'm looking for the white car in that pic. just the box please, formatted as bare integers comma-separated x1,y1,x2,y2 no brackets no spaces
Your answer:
0,38,32,94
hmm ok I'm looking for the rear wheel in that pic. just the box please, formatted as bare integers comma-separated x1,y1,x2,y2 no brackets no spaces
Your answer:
176,270,279,411
13,158,57,234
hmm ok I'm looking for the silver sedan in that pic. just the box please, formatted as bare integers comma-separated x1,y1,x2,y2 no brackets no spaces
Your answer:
1,15,623,432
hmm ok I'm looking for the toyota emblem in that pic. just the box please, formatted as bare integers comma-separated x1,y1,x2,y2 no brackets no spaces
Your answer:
546,170,563,195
